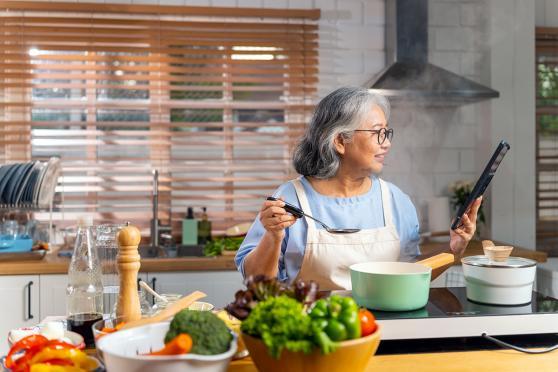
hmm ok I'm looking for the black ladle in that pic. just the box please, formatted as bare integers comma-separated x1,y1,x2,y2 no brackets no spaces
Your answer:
266,197,360,234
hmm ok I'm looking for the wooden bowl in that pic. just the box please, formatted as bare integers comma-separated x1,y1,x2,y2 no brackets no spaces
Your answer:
483,246,514,262
241,325,381,372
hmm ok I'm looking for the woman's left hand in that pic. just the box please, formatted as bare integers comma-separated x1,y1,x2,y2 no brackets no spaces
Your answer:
449,197,482,257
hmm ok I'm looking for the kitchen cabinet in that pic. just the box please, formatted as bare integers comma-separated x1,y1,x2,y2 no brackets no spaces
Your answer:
0,275,40,355
146,271,244,308
40,273,148,319
39,274,68,319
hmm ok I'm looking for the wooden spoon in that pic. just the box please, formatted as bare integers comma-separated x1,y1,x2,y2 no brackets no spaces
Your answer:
119,290,207,330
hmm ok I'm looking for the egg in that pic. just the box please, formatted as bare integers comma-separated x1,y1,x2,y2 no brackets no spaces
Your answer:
40,321,65,340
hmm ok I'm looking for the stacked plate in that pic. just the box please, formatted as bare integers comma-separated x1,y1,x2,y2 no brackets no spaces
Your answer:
0,158,61,209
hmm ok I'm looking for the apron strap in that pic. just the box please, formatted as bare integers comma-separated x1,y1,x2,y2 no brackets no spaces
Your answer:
379,178,395,227
291,178,317,233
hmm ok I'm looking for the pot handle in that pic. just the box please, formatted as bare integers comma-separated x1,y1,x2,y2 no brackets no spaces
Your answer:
416,253,455,270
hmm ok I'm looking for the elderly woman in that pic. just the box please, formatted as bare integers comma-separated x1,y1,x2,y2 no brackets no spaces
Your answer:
235,87,481,290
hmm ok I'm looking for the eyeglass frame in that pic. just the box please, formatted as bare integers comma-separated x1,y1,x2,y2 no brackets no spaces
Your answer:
353,127,394,145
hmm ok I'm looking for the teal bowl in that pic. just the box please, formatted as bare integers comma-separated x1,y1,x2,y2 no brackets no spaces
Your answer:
350,262,431,311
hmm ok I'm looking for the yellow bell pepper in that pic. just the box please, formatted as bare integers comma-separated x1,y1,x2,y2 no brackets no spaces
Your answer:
29,348,98,371
30,364,87,372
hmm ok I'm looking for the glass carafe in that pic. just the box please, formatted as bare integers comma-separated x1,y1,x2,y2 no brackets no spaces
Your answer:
66,216,103,347
96,224,123,316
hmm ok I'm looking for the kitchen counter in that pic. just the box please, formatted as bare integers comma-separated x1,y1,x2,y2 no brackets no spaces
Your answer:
228,348,558,372
0,239,545,276
0,252,238,275
420,239,547,264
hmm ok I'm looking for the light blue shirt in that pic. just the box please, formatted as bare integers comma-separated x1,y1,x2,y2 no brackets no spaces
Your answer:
234,176,421,283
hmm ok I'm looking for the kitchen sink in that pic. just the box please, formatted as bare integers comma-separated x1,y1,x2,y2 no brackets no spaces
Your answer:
138,244,206,258
138,245,167,258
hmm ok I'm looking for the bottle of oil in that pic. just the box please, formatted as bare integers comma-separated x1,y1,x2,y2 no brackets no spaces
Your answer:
198,207,212,245
66,216,103,347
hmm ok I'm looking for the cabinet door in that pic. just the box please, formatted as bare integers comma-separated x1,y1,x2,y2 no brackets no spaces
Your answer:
40,273,148,318
40,274,68,319
0,275,40,355
147,271,244,308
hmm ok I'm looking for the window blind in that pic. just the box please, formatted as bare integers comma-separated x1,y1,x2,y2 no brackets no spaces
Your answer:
536,27,558,256
0,1,319,237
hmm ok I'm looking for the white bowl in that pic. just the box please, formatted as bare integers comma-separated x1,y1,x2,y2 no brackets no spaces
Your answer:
97,322,237,372
7,328,85,350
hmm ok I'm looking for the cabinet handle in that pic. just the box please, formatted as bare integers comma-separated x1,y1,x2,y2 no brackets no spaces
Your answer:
26,281,34,320
151,277,157,305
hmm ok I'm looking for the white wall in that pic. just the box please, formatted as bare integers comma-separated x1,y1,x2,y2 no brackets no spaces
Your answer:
536,0,558,26
37,0,537,248
487,0,536,249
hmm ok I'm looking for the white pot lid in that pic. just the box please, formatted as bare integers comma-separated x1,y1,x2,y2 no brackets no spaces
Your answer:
461,255,536,268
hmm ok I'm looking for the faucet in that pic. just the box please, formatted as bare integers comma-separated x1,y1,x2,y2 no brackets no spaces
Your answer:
151,169,159,248
150,170,171,252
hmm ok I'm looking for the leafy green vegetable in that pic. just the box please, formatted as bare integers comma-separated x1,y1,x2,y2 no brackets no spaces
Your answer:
165,309,232,355
203,236,245,257
226,275,319,320
241,295,314,358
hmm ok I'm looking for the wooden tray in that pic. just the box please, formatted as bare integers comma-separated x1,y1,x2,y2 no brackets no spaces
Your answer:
0,249,47,262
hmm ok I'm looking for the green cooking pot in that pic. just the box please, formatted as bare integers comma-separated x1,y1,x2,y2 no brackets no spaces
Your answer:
349,262,433,311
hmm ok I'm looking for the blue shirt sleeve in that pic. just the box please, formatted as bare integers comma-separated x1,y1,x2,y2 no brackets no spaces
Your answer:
234,182,296,281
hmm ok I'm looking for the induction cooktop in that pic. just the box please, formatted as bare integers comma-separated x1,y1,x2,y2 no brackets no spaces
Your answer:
374,287,558,341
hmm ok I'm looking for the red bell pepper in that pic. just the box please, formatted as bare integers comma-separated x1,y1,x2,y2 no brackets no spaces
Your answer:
5,335,49,370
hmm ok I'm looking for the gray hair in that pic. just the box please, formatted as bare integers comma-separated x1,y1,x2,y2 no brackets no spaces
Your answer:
292,87,390,179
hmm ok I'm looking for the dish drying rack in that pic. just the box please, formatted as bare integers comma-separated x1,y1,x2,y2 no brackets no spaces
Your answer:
0,157,62,253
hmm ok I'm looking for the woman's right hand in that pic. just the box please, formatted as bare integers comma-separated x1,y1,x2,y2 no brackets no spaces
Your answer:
259,197,298,240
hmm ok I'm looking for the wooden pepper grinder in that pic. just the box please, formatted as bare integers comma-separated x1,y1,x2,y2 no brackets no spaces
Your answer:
115,224,142,322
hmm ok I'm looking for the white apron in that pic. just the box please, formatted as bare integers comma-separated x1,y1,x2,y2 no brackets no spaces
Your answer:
292,178,401,290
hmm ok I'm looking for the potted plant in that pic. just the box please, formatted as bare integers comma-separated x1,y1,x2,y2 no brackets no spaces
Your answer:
449,180,486,235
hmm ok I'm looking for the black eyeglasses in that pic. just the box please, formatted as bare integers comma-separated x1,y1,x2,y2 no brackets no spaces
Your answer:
354,127,394,145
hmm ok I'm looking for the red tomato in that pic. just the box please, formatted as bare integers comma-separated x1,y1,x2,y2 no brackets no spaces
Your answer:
358,308,377,337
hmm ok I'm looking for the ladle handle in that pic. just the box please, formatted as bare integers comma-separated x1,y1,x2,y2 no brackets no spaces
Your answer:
266,197,330,229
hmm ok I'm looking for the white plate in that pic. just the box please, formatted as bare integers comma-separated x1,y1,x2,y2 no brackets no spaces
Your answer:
37,157,61,208
7,328,85,350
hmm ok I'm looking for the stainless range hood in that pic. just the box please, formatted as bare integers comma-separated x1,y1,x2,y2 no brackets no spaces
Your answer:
366,0,499,105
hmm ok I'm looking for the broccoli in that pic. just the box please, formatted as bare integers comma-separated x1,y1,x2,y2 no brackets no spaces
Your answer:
165,309,233,355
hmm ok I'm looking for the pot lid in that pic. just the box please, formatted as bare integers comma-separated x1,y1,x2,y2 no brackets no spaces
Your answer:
461,255,537,268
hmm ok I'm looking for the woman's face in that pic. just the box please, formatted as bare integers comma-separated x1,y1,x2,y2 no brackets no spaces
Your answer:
337,104,391,176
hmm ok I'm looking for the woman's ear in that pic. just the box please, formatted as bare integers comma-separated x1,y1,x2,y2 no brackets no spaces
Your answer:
333,134,346,155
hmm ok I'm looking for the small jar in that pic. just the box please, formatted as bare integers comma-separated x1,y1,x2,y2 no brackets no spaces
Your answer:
152,293,182,314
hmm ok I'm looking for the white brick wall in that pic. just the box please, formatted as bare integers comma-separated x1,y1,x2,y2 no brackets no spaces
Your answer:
536,0,558,26
57,0,529,237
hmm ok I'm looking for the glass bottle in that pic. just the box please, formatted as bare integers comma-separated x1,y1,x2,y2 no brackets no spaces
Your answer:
198,207,212,245
66,216,103,347
96,224,123,316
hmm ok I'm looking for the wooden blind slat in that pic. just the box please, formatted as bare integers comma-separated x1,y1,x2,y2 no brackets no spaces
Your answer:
0,1,320,19
0,1,318,235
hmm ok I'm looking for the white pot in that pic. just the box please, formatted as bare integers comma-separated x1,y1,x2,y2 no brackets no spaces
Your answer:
461,256,537,306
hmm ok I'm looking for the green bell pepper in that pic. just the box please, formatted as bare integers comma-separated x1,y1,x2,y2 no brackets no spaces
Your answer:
308,295,361,342
324,319,347,341
311,319,338,355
